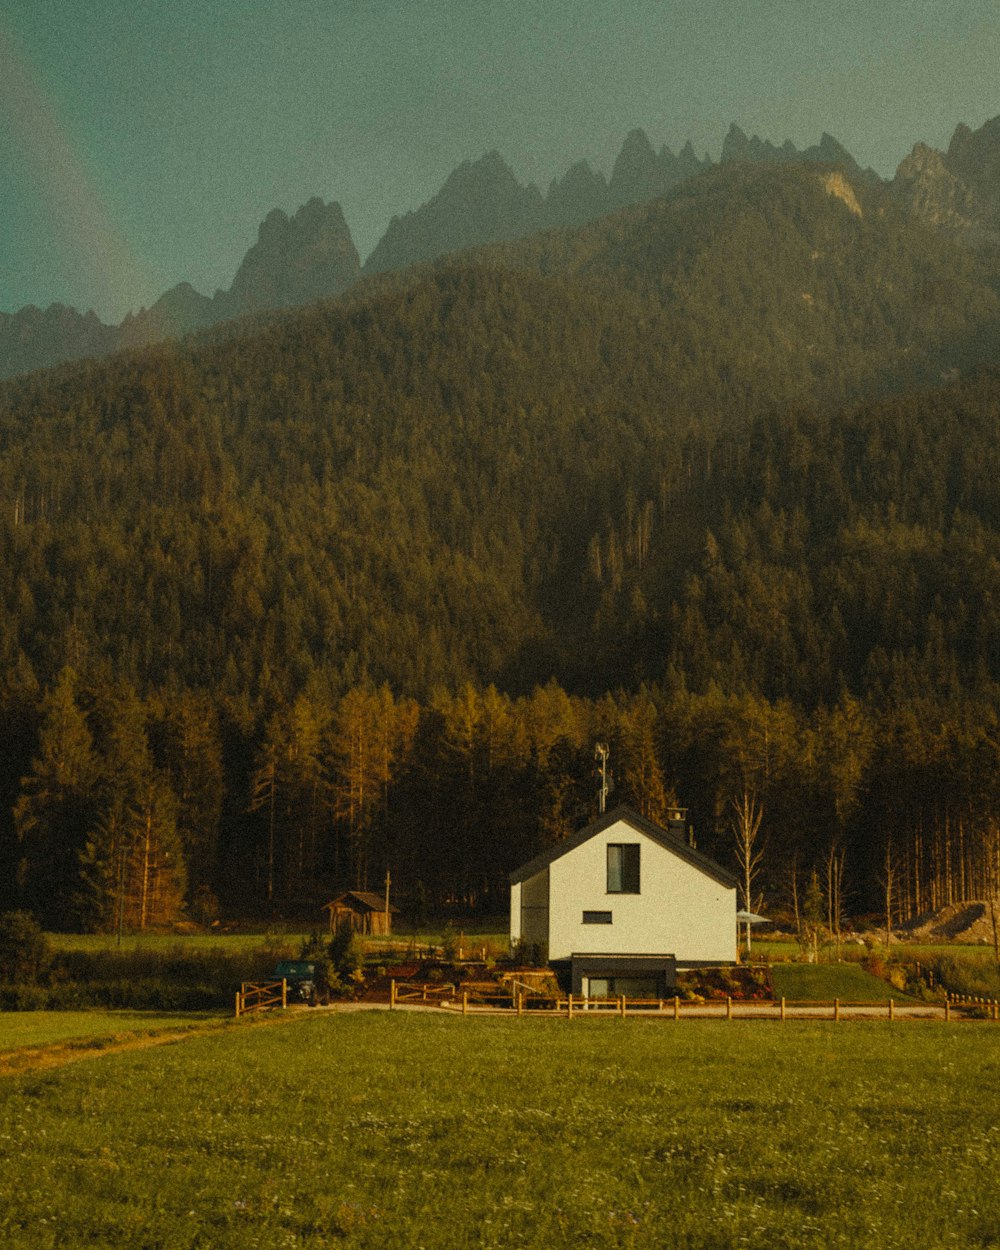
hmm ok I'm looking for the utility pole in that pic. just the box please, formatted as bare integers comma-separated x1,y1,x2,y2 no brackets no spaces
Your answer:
595,743,610,814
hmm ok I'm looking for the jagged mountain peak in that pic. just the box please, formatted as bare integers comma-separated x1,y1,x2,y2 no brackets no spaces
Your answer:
227,197,360,313
364,151,544,275
893,114,1000,236
945,114,1000,188
444,149,519,187
722,123,858,170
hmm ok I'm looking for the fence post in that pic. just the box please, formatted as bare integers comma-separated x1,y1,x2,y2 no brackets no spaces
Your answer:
620,995,626,1019
726,995,732,1020
945,997,950,1023
282,978,287,1010
390,979,396,1009
673,995,679,1021
517,992,523,1017
462,991,468,1016
567,994,573,1019
889,998,894,1022
780,996,786,1022
834,997,840,1023
235,990,241,1019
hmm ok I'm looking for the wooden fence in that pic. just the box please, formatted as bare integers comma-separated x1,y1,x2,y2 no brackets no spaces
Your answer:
235,979,287,1018
389,983,997,1022
946,992,1000,1020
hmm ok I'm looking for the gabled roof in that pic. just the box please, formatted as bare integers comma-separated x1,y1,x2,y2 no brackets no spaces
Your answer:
509,804,737,889
325,891,401,914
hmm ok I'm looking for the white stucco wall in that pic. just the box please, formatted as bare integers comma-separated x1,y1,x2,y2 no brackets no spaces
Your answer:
546,817,736,963
510,869,550,954
510,881,521,946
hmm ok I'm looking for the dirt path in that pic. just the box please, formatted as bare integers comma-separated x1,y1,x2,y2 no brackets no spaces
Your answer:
0,1018,255,1078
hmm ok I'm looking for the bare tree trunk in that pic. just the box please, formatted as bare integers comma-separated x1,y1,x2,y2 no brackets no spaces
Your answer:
140,808,152,931
731,789,764,957
883,839,896,951
787,853,801,939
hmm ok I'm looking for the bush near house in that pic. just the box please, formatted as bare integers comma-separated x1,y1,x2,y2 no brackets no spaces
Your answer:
0,938,296,1011
677,965,770,1001
0,911,52,984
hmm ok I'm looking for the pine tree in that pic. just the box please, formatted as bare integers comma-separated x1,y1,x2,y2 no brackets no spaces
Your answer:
14,668,97,927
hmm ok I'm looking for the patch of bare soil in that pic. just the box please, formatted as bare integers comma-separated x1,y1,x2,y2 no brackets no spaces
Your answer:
0,1029,205,1078
0,1015,278,1079
898,901,998,944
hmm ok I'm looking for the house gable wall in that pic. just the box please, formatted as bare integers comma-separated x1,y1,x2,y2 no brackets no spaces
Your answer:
547,817,736,963
510,868,550,956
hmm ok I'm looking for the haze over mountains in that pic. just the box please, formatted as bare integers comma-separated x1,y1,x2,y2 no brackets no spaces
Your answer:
5,112,1000,381
6,107,1000,919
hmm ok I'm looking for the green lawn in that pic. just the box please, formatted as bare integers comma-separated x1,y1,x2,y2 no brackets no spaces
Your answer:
46,932,309,955
769,961,915,1003
0,1011,225,1053
1,1011,998,1248
758,938,997,962
46,918,510,957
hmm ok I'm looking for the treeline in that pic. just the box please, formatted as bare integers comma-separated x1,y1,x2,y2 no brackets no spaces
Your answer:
4,671,1000,932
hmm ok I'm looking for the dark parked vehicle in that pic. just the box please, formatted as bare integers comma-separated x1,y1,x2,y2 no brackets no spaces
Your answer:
273,960,318,1005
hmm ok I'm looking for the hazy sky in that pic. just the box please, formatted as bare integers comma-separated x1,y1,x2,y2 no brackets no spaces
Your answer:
3,0,999,321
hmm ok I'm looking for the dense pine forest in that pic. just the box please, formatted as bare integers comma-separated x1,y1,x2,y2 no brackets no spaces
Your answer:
4,161,1000,932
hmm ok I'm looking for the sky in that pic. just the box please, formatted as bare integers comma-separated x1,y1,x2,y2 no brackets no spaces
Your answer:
3,0,1000,323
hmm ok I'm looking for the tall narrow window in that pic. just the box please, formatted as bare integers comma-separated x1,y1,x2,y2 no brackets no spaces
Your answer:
607,843,640,893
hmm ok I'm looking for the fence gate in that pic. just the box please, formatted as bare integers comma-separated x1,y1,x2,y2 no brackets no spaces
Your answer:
236,979,286,1017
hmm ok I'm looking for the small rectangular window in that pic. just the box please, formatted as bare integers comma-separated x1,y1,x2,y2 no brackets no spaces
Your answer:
607,843,640,893
583,910,613,924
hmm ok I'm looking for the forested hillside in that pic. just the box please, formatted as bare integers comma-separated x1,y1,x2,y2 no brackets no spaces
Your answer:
2,161,1000,931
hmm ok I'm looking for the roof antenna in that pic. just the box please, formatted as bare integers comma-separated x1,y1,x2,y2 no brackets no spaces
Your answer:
594,742,610,814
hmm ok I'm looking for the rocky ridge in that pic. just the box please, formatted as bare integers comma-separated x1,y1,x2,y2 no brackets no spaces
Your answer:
892,115,1000,239
9,115,999,380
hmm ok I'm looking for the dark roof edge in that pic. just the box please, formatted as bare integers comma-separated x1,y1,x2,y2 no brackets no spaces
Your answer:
509,804,737,889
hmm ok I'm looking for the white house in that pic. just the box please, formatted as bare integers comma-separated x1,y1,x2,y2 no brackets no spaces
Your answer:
509,805,737,997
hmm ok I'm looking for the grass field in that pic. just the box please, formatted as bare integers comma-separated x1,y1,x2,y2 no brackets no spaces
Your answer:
0,1011,225,1052
46,932,309,954
757,938,998,962
46,920,508,955
768,961,914,1002
1,1010,998,1248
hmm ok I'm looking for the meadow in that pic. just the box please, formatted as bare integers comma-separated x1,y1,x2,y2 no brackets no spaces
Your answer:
1,1010,998,1249
0,1010,224,1052
767,961,912,1003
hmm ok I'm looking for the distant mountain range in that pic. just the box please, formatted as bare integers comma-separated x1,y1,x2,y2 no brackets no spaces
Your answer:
2,115,999,380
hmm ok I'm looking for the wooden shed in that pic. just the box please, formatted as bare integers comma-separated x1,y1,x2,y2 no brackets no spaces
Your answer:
324,891,400,936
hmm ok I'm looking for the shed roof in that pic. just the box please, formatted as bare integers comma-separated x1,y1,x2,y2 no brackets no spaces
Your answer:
325,891,401,914
509,804,737,889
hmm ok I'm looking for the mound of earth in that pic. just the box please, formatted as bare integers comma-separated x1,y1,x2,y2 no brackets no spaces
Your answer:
898,901,998,943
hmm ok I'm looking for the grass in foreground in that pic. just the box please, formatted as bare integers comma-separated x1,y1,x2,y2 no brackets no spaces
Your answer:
0,1011,225,1053
1,1011,998,1249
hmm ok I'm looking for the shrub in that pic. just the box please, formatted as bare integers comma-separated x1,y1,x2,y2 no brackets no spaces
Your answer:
329,926,363,980
0,939,300,1012
0,984,49,1011
0,911,51,984
922,955,1000,1001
